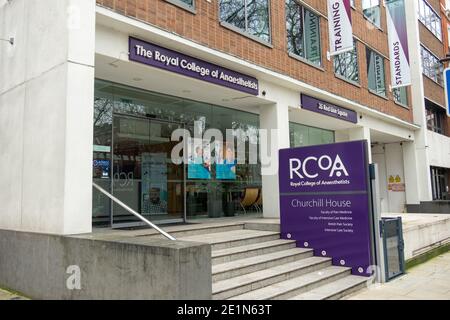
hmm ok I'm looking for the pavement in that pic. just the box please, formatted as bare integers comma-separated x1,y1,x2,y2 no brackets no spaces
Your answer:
345,251,450,300
0,288,27,300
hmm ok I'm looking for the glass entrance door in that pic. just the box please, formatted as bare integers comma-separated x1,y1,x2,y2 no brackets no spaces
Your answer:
111,114,185,228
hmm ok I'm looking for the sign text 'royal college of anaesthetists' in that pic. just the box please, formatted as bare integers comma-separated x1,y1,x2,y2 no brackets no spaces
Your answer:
129,37,259,96
279,141,373,277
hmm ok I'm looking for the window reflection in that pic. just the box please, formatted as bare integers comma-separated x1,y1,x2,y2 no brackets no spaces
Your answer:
334,39,359,83
93,80,262,222
286,0,321,66
220,0,271,42
362,0,381,27
289,122,335,148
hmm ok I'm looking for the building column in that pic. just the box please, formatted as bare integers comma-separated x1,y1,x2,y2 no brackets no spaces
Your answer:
405,0,433,202
337,127,372,163
259,102,290,219
402,141,421,204
0,0,95,235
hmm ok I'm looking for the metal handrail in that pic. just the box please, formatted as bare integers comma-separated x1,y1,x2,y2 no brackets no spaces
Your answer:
93,182,176,241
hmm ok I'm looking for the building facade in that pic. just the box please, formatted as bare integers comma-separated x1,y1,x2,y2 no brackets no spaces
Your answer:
0,0,449,235
412,0,450,208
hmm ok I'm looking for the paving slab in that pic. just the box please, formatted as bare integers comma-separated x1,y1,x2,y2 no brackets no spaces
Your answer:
344,252,450,300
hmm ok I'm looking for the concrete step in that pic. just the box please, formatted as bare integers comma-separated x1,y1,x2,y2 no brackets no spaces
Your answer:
228,266,351,300
212,256,331,300
143,222,245,239
243,221,280,233
212,239,297,265
180,230,281,250
212,248,314,282
289,275,369,300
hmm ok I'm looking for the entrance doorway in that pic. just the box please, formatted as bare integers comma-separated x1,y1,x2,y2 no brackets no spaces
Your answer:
111,114,185,228
93,79,263,227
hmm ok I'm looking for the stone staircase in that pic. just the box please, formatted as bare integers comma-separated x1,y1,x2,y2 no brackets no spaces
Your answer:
177,220,368,300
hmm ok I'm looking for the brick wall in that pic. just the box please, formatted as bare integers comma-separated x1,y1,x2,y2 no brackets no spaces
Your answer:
96,0,414,122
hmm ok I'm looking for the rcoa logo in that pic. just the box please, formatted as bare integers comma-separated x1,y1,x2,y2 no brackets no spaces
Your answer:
289,155,349,179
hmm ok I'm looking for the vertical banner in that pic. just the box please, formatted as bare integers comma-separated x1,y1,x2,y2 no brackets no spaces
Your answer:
327,0,353,56
279,141,374,277
386,0,411,88
444,68,450,116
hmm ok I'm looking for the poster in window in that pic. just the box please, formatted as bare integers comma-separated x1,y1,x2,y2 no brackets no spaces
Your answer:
93,159,110,179
216,141,237,180
188,138,212,180
304,9,321,65
141,153,168,215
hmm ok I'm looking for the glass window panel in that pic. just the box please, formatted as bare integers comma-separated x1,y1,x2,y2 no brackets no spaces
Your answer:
220,0,246,31
334,39,359,83
93,80,263,222
418,0,442,40
363,0,381,27
308,127,324,146
286,0,303,56
247,0,271,42
289,123,334,148
421,45,444,85
393,87,408,106
366,48,386,96
322,130,335,145
220,0,271,42
180,0,194,6
304,8,321,65
285,0,321,66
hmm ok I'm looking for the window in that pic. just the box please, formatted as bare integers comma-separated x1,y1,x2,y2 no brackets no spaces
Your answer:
93,80,262,222
430,167,449,200
426,99,446,134
421,46,444,85
166,0,195,12
286,0,321,66
289,123,334,148
366,48,386,96
393,87,408,106
362,0,381,28
334,39,359,83
220,0,271,43
418,0,442,41
448,24,450,51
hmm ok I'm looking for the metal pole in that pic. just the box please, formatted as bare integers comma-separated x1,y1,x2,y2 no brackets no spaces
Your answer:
93,182,176,241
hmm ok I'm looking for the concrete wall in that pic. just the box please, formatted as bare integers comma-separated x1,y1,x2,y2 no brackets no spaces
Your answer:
427,131,450,169
0,229,211,300
394,215,450,261
384,144,406,213
371,144,407,213
0,0,95,234
372,145,390,213
405,0,434,203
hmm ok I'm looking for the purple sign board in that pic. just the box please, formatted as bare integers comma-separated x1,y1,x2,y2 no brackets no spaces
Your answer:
279,141,373,277
129,37,259,95
301,94,358,124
